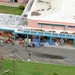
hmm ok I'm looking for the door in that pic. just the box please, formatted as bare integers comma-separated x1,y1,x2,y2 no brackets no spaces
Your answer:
14,0,18,2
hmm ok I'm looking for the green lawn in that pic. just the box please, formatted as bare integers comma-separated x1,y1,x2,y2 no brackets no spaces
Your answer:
0,60,75,75
0,5,23,15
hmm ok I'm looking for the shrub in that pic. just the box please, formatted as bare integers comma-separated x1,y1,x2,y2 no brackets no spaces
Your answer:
53,73,59,75
19,5,25,10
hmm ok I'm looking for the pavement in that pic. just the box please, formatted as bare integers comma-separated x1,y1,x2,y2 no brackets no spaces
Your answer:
0,41,75,66
45,44,75,50
0,2,26,7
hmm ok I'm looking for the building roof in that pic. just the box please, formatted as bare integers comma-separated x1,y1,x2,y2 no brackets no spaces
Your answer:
0,14,27,31
28,0,75,24
0,14,19,30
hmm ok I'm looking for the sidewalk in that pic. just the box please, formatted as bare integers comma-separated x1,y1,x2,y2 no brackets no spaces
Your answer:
0,2,23,7
44,44,75,50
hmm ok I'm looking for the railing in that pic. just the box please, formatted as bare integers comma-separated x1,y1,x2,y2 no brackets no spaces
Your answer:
15,30,75,38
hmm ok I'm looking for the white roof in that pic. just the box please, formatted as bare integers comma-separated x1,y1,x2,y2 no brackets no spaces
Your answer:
28,0,75,23
0,14,20,30
0,14,27,30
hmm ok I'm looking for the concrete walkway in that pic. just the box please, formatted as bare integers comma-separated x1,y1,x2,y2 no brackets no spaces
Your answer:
0,2,25,7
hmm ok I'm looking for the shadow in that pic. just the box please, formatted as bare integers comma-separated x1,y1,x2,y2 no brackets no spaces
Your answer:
33,52,65,59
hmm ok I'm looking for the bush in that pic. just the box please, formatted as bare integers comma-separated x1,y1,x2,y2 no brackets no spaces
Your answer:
53,73,59,75
19,5,25,10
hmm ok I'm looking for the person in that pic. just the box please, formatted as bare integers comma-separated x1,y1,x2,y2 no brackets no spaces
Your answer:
10,39,12,43
5,38,8,44
12,40,14,45
1,40,3,46
31,43,34,47
22,40,25,47
55,41,58,46
28,53,31,62
19,39,22,44
25,41,28,50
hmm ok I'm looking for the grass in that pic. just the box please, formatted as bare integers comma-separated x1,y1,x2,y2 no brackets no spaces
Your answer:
0,60,75,75
0,5,23,15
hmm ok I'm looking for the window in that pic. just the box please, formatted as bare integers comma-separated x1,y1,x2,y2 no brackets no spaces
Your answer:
38,23,65,30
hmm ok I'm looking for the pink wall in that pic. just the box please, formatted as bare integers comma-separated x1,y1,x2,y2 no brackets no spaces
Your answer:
28,19,75,31
0,0,28,3
28,19,41,28
18,0,28,3
18,0,23,3
54,26,64,30
66,27,75,31
43,25,52,30
1,0,9,2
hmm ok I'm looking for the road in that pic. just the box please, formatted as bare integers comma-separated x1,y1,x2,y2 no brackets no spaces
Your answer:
0,41,75,66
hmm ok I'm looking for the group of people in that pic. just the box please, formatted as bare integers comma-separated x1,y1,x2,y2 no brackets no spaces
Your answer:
0,38,14,47
0,38,32,62
19,39,28,50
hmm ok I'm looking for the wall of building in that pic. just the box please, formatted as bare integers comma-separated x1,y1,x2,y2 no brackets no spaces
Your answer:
1,0,9,2
28,19,40,28
28,19,75,31
18,0,23,3
0,0,28,3
18,0,28,3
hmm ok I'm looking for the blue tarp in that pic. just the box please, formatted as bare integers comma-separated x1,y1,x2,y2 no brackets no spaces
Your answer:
43,40,56,45
31,38,40,46
29,39,56,47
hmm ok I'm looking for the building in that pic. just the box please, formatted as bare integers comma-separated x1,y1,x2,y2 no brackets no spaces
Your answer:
28,0,75,31
0,0,28,3
26,0,75,47
0,0,75,48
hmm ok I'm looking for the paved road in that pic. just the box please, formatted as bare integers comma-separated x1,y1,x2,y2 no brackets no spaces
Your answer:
0,42,75,66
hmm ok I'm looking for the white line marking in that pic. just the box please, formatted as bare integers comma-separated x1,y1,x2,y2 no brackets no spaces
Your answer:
43,58,49,62
15,53,25,61
5,55,12,60
31,57,39,62
66,58,75,64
